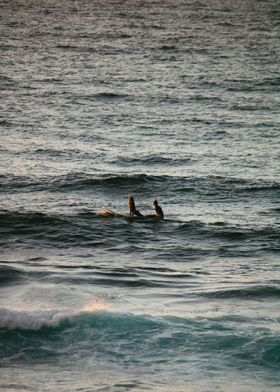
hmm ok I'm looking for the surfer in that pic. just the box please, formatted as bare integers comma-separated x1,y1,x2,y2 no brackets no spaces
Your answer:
128,196,143,217
153,199,164,220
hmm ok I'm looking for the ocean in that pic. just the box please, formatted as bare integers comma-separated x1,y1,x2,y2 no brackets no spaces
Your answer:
0,0,280,391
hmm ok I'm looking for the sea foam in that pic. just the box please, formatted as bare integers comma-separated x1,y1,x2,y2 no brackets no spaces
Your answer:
0,301,109,330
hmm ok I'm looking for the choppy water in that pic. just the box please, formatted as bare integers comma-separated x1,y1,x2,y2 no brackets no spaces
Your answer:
1,0,280,391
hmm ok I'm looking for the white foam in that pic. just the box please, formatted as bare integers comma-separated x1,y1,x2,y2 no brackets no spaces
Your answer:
0,300,109,330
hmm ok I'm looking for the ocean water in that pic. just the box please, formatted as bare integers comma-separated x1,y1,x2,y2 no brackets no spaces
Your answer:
1,0,280,391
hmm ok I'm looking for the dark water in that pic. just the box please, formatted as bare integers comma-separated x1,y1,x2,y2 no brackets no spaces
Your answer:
1,0,280,391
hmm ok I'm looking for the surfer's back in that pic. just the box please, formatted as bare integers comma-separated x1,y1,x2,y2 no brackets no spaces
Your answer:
128,196,142,217
153,200,164,220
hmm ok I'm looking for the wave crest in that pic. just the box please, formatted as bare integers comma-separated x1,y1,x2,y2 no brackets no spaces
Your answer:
0,301,109,330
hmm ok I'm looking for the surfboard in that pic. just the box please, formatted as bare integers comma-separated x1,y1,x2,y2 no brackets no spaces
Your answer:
97,208,129,218
97,208,160,220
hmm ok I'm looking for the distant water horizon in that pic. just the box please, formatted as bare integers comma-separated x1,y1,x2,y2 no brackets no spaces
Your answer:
1,0,280,391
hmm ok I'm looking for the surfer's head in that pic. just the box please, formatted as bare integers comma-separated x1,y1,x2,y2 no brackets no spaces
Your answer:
153,199,158,208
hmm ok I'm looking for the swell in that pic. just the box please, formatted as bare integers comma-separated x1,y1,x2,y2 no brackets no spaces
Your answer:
1,210,279,255
201,285,280,300
108,155,193,166
1,173,279,195
0,264,57,286
0,307,279,370
0,262,196,289
0,173,160,193
0,266,26,286
0,210,66,226
175,220,280,244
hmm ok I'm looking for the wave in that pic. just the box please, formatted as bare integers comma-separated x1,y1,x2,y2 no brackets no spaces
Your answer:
0,265,25,286
0,263,56,286
0,301,108,330
175,221,280,243
0,74,17,90
0,173,42,192
0,210,82,247
0,261,195,289
0,173,161,192
55,45,99,54
255,77,280,89
108,155,193,166
1,209,279,255
0,210,67,229
230,104,271,112
1,173,279,195
202,285,280,300
93,91,130,100
1,306,279,370
0,208,168,250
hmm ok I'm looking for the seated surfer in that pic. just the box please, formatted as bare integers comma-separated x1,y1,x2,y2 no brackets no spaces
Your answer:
128,196,143,217
153,199,164,220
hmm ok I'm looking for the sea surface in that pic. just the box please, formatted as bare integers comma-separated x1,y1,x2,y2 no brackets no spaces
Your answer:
0,0,280,391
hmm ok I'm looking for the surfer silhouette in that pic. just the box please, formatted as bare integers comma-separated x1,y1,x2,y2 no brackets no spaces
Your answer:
128,196,143,217
153,199,164,220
